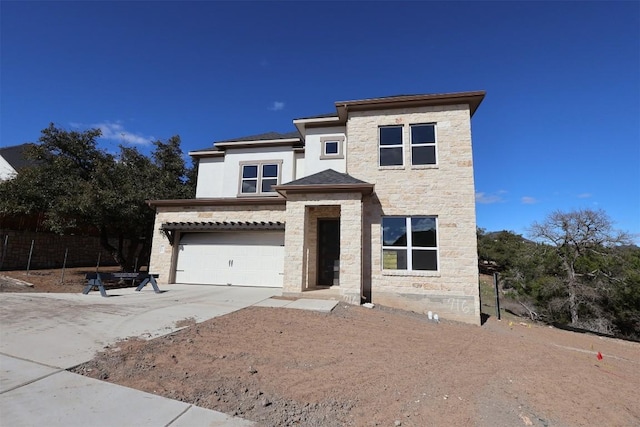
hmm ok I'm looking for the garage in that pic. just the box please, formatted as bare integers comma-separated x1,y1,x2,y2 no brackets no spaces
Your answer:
174,231,285,287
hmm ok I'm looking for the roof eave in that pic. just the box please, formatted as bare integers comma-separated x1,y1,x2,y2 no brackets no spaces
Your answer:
146,197,286,208
213,138,301,149
293,116,343,138
274,183,374,197
188,150,225,158
335,90,486,117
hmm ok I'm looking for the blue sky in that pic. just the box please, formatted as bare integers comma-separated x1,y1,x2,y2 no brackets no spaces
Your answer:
1,1,639,241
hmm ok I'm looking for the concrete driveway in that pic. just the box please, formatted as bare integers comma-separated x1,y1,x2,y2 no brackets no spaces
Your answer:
0,284,280,426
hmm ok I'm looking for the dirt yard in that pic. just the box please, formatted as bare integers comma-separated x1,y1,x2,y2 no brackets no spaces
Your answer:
0,266,122,293
73,304,640,427
4,269,639,426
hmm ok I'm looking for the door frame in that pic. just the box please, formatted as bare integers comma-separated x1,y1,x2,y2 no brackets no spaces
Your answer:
316,218,340,287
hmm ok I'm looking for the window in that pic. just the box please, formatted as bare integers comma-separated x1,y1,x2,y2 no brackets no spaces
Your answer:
379,126,403,166
239,160,281,196
325,141,339,155
320,136,345,159
382,216,438,271
411,124,436,165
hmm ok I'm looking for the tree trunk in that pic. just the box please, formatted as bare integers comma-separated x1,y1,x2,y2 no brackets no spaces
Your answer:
563,258,580,325
99,226,127,271
138,238,151,272
124,236,141,272
568,282,579,325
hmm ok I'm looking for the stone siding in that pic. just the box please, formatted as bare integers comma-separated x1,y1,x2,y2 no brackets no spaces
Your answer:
282,193,362,303
346,104,480,324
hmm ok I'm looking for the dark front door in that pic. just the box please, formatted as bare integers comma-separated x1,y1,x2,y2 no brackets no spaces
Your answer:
317,219,340,286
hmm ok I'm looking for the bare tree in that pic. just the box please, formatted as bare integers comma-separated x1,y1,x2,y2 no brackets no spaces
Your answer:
528,208,630,326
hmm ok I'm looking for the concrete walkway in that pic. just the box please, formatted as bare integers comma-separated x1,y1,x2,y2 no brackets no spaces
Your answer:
0,284,338,426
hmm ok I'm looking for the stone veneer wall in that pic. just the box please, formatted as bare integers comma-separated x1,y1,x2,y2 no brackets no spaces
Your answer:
347,104,480,324
149,204,286,283
282,192,362,302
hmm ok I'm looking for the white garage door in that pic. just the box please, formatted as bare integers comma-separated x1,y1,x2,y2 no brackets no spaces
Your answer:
175,231,285,287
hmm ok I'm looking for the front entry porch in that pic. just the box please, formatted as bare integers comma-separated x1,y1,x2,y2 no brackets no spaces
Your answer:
282,195,363,304
274,169,374,306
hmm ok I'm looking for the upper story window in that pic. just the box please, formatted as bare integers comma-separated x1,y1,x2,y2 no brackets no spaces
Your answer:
382,216,438,271
411,124,437,165
320,136,345,160
239,160,282,196
379,126,403,166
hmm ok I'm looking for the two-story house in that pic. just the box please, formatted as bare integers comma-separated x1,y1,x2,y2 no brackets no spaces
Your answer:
148,91,485,324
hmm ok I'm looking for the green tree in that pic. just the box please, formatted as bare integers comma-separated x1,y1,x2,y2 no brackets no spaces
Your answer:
528,209,631,330
0,124,194,270
601,245,640,339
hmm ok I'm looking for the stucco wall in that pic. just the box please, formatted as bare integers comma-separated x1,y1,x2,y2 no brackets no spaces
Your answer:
294,151,305,180
221,147,295,197
194,147,296,198
346,104,480,324
195,157,224,198
303,126,346,176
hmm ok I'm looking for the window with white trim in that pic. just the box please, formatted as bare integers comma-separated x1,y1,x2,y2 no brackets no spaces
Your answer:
410,123,437,165
379,126,403,166
382,216,438,271
239,160,281,195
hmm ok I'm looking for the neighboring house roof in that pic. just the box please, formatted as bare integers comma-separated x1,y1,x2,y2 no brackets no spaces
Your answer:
275,169,374,196
0,143,37,180
0,143,36,169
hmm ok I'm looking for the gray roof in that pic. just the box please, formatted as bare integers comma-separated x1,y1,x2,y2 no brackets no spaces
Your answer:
0,143,36,171
281,169,369,186
216,131,300,144
190,145,223,153
191,131,302,153
293,112,338,120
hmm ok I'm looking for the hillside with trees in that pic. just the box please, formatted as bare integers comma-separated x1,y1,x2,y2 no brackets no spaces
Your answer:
478,209,640,340
0,124,195,271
